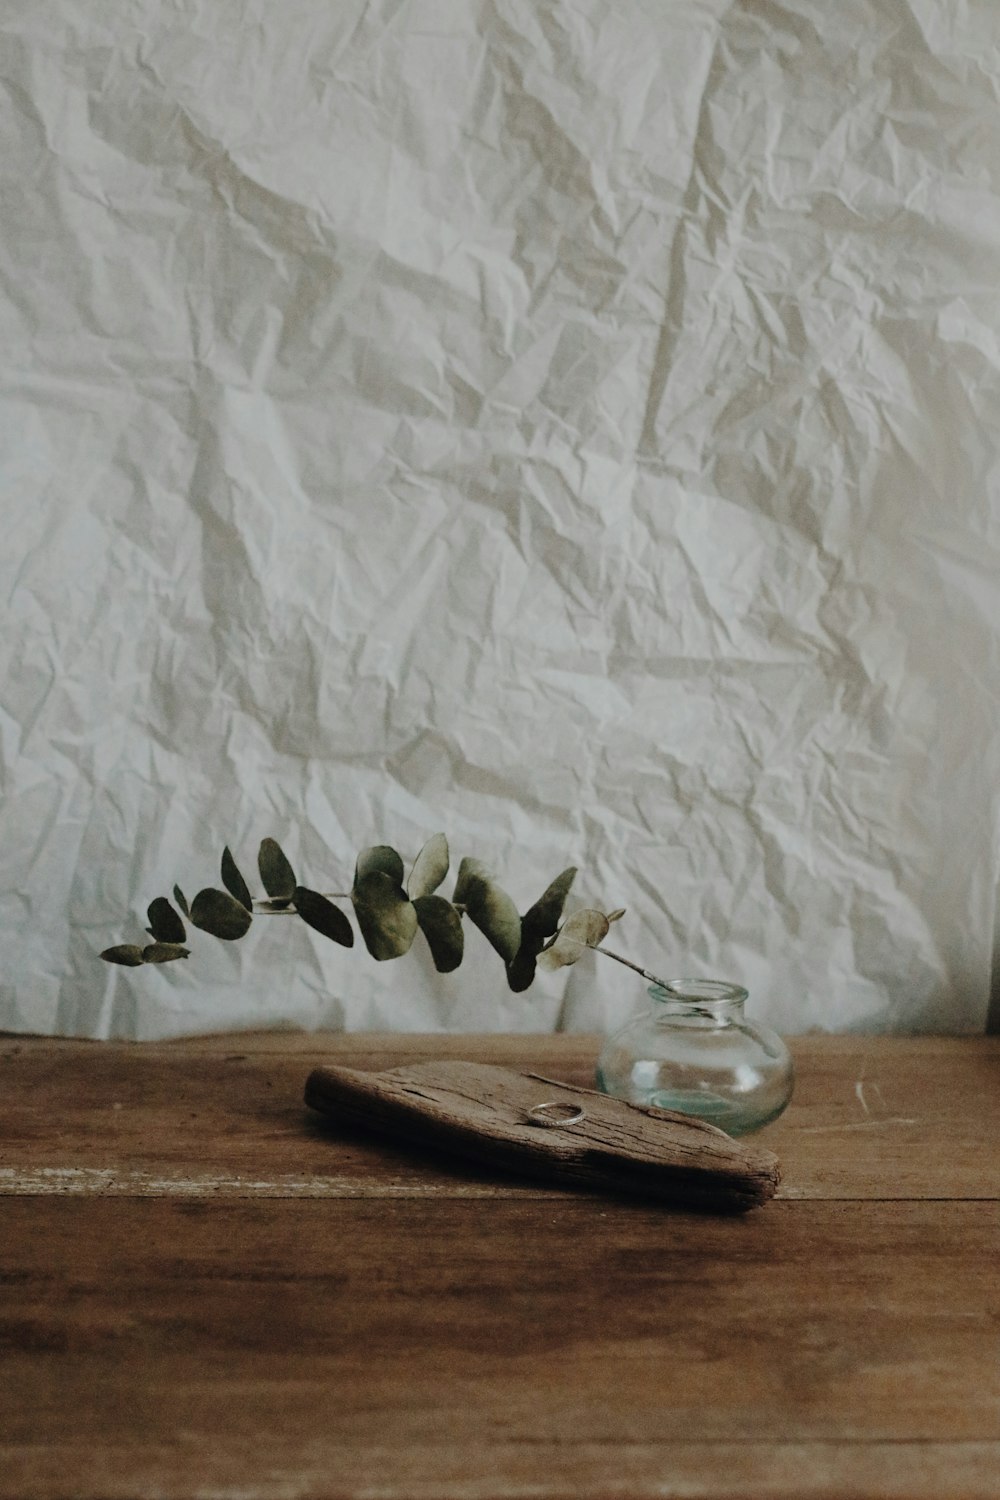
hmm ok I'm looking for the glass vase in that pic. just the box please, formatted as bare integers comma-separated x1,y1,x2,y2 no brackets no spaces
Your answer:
595,978,794,1136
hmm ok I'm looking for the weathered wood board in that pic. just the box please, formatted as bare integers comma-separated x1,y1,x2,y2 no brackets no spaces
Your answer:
304,1058,781,1210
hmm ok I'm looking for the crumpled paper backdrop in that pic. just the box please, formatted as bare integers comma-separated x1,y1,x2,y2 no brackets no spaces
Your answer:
3,0,999,1039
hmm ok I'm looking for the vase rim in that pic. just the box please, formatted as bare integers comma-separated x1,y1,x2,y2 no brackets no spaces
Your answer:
649,978,748,1005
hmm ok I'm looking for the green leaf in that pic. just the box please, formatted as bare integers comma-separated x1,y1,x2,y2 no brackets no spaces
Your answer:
453,857,521,964
536,908,610,971
505,948,538,993
293,887,354,947
189,888,254,941
147,896,186,945
452,856,491,906
221,847,254,913
351,870,418,961
413,894,464,973
523,867,577,938
506,866,578,993
407,833,449,900
100,944,146,967
258,838,296,905
355,845,405,889
142,942,190,964
173,885,190,918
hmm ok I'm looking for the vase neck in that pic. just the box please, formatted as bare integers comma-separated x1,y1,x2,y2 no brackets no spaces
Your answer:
648,979,747,1025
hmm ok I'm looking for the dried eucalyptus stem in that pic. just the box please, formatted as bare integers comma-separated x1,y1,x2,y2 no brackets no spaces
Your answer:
100,834,626,995
592,945,672,991
101,831,666,998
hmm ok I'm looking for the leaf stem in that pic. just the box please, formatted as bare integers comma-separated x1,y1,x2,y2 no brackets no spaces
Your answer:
593,944,671,991
252,892,351,914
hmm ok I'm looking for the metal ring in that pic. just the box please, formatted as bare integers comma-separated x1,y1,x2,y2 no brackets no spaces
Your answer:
528,1100,586,1127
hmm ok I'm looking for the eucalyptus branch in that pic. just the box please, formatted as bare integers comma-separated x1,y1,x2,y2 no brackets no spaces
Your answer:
100,829,662,1003
100,834,589,993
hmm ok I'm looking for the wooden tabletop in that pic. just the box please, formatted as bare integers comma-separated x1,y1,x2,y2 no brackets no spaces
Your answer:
2,1031,998,1500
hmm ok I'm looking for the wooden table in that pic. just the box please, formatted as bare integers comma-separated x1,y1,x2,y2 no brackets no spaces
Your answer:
2,1032,998,1500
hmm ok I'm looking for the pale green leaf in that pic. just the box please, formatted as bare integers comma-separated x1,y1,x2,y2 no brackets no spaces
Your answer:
413,894,464,973
453,858,521,964
351,870,418,961
407,833,449,900
355,845,405,889
472,886,521,963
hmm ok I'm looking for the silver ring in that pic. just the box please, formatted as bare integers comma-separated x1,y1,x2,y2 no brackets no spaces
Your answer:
528,1100,586,1127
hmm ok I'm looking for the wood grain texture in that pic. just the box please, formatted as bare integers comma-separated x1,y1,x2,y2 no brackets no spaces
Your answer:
304,1059,780,1210
3,1033,998,1199
1,1031,998,1500
5,1443,1000,1500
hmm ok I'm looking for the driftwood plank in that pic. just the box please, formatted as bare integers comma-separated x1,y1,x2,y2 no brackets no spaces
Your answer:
305,1059,780,1211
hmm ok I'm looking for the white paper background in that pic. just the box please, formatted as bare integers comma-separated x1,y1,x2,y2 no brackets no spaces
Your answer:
3,0,999,1039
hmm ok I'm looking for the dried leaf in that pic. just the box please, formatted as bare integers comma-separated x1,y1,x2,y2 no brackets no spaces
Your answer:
559,907,613,945
258,838,296,905
100,944,146,967
293,887,354,947
221,847,254,913
355,845,405,888
536,908,611,970
413,894,464,973
173,885,190,918
453,858,521,964
142,942,190,964
607,908,626,923
351,870,418,961
407,833,449,900
147,896,186,945
189,888,254,941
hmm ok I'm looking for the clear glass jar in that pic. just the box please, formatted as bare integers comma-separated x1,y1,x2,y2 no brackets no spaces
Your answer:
595,978,794,1136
